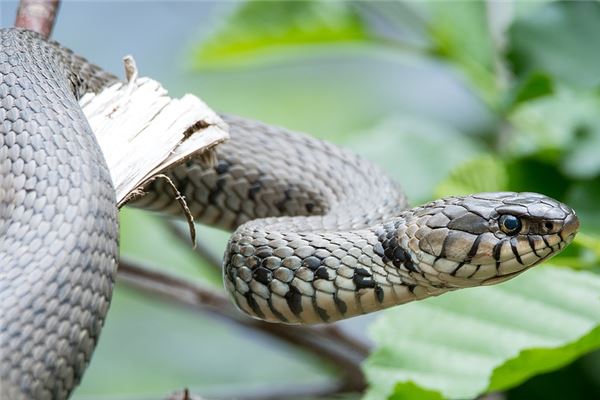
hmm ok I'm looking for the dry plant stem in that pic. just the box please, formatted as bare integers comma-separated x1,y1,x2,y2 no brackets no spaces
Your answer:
320,325,371,357
165,220,222,271
118,259,367,392
15,0,60,39
167,381,347,400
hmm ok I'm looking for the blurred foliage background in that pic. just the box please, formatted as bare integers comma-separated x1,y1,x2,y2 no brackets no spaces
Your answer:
2,1,600,399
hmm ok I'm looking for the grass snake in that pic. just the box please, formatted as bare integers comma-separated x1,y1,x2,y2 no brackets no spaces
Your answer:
0,28,580,399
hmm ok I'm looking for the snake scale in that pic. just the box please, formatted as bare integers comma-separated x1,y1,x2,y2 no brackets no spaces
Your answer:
0,28,579,399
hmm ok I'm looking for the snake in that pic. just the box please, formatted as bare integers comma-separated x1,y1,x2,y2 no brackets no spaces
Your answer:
0,28,580,399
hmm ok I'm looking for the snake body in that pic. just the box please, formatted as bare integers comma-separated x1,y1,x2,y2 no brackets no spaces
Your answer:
0,28,579,399
0,29,118,399
139,117,579,324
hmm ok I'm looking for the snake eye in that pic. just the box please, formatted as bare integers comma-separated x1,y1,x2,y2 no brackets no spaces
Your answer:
499,215,521,235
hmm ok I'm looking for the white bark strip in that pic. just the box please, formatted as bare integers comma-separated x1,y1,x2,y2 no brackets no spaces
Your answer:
79,56,228,205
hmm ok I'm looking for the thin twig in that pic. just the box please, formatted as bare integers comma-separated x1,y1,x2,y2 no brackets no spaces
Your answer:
14,0,60,39
320,325,371,358
118,258,367,394
167,381,348,400
165,220,222,271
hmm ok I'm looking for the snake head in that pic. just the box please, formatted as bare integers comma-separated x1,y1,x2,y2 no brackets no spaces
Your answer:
401,192,579,288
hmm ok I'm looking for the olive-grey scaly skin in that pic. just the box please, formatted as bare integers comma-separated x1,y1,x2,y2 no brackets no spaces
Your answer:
0,27,580,400
0,29,118,399
137,119,580,324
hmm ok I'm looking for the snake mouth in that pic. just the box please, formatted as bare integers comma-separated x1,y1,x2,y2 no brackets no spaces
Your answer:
481,241,565,286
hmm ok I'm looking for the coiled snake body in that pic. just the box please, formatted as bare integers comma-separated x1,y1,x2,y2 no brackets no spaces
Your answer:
0,29,580,399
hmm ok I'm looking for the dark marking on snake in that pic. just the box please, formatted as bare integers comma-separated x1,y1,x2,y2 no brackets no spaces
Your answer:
312,297,329,322
267,297,288,323
393,247,408,263
510,237,523,265
451,262,465,277
315,266,330,280
253,267,272,285
438,235,448,260
247,182,262,201
467,234,483,261
373,242,385,258
468,264,481,279
403,257,418,273
376,220,417,271
208,176,227,204
375,286,384,303
285,285,303,315
275,188,292,213
302,256,321,271
542,235,551,249
215,160,230,175
528,235,540,257
353,267,377,289
245,291,265,319
334,293,348,315
493,241,503,262
255,246,273,259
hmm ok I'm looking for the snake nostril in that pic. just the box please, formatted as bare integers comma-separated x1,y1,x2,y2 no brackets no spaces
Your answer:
545,222,553,231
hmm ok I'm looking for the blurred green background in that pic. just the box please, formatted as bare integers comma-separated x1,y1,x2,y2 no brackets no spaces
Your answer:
2,1,600,399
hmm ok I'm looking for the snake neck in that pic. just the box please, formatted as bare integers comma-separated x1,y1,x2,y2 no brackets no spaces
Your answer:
222,189,580,326
222,212,446,325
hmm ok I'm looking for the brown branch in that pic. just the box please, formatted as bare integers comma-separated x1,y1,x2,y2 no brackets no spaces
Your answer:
166,381,346,400
118,258,368,395
14,0,60,39
164,220,222,272
321,324,371,357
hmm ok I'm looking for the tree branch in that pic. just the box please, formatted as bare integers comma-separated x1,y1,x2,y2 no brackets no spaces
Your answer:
118,258,368,397
165,220,223,272
15,0,60,39
167,381,347,400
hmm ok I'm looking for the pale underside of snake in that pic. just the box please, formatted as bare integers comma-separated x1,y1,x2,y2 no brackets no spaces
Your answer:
0,29,580,400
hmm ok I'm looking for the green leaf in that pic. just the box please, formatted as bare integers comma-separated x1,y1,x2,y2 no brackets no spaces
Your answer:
389,382,444,400
488,325,600,391
504,157,571,201
507,89,600,179
506,71,554,109
435,155,508,198
193,1,370,69
508,2,600,89
566,179,600,236
425,1,497,105
363,266,600,400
